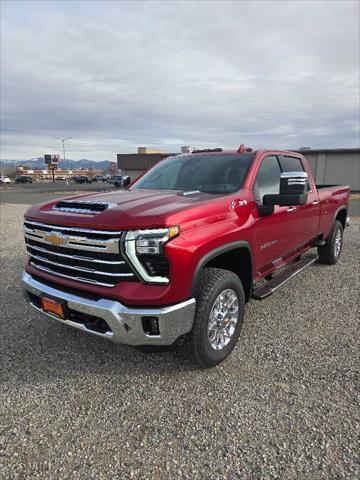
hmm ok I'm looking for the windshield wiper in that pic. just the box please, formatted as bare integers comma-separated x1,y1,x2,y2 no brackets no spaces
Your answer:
199,190,230,195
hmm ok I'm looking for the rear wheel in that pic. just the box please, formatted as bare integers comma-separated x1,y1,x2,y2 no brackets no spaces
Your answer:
189,267,245,368
318,220,343,265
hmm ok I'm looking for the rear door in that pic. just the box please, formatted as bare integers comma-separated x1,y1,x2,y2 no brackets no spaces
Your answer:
252,155,299,276
278,155,320,248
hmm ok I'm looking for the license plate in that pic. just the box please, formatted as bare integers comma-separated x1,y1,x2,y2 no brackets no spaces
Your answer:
41,297,65,319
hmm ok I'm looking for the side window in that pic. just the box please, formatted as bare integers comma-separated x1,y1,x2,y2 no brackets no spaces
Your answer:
254,156,281,204
278,156,305,172
279,156,311,191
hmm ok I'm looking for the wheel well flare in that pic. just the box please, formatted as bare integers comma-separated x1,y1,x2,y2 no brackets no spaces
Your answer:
197,247,252,302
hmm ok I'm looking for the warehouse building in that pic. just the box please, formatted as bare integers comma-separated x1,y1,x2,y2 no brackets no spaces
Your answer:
294,148,360,191
117,147,360,191
117,147,176,180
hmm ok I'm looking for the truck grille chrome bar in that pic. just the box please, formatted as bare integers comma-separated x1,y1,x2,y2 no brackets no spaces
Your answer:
26,243,125,265
28,252,133,277
24,224,121,253
29,263,120,287
24,220,123,236
24,220,135,287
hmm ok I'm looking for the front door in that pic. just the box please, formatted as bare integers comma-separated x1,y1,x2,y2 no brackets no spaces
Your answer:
252,155,299,277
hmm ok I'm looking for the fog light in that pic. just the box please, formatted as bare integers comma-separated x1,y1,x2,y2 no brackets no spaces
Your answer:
142,316,160,336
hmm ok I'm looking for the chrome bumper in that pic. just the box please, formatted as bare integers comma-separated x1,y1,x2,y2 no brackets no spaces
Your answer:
22,272,196,346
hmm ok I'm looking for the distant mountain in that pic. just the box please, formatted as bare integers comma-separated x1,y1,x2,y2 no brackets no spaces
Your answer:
0,158,113,169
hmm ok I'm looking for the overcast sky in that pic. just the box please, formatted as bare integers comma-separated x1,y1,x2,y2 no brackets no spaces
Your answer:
1,0,359,160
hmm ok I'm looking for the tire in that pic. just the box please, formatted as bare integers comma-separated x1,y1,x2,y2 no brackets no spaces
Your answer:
318,220,344,265
189,267,245,368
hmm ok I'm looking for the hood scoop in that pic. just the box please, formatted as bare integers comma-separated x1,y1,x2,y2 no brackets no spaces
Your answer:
52,200,117,215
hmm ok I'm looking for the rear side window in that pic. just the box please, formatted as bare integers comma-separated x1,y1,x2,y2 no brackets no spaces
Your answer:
279,156,311,191
279,156,304,172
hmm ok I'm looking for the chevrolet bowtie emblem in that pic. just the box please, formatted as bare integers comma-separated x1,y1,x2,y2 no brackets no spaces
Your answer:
44,232,67,246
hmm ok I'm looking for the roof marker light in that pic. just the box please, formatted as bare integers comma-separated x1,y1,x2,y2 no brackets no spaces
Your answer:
238,144,253,153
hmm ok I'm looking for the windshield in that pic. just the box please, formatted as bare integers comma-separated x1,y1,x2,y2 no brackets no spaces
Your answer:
131,154,254,194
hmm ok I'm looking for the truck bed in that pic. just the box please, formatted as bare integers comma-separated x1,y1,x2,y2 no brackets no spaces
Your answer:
317,184,350,240
316,184,350,190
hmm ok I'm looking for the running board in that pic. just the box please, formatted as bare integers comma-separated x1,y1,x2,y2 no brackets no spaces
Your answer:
252,256,317,300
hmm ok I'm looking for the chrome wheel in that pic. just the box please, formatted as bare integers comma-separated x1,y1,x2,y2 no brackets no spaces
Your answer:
334,229,342,257
208,289,239,350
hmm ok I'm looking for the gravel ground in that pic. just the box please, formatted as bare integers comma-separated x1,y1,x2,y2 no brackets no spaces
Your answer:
0,204,359,479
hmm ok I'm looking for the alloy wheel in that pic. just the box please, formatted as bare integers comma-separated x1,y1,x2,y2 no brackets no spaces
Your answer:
208,289,239,350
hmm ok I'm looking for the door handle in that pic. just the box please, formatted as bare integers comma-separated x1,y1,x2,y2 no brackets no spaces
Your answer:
287,207,297,212
312,200,319,205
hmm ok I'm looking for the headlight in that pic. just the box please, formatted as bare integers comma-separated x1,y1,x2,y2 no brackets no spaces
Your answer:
122,226,179,284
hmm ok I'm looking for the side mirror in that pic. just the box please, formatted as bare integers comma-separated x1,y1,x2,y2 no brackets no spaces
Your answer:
263,171,308,207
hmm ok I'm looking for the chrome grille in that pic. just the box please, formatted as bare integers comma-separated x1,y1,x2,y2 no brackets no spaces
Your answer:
24,220,135,287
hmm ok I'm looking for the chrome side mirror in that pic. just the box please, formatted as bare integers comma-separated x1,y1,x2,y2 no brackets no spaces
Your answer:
280,171,309,195
263,171,309,207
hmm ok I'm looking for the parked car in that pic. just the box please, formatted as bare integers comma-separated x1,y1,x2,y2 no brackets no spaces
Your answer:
15,176,33,183
112,175,131,188
93,175,106,182
22,145,350,368
108,175,121,184
0,176,11,184
74,175,92,184
121,175,131,187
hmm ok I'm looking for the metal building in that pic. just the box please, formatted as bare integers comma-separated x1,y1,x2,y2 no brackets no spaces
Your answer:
117,148,176,180
294,148,360,191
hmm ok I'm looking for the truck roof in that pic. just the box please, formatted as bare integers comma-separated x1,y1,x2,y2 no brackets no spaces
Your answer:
188,146,304,157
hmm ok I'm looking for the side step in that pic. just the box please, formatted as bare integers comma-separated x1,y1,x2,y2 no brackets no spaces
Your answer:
252,256,317,300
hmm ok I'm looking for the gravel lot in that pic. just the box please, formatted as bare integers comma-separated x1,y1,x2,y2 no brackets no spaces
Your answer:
1,204,359,479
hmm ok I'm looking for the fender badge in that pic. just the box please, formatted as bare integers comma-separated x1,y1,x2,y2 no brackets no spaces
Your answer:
231,200,248,209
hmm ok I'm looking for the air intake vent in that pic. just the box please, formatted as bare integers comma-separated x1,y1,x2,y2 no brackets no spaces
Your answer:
53,200,116,214
138,255,170,278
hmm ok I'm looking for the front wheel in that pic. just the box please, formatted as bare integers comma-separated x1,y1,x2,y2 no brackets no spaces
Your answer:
189,267,245,368
318,220,344,265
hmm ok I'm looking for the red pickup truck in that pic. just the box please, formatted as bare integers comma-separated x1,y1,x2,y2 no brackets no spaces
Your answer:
22,146,350,367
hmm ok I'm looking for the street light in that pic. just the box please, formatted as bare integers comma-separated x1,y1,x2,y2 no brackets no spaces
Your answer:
55,137,72,177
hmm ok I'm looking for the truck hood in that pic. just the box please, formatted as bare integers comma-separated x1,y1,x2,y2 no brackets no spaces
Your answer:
25,188,233,230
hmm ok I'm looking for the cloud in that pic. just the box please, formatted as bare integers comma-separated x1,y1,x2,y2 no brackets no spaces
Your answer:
1,0,359,159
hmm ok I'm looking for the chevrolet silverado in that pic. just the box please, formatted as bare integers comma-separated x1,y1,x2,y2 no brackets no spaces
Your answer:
22,145,350,367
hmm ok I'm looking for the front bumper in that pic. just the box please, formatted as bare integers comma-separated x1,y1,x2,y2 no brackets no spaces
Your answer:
22,272,196,346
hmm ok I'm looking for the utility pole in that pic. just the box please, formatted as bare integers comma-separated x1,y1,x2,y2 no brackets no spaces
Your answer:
55,137,71,183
